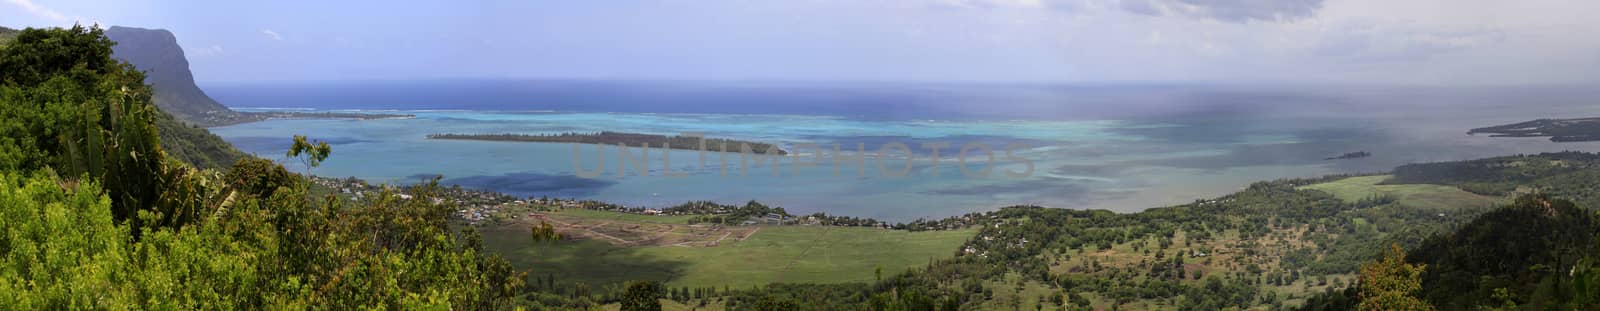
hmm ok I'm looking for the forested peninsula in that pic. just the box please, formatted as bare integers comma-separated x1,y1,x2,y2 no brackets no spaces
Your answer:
1469,117,1600,142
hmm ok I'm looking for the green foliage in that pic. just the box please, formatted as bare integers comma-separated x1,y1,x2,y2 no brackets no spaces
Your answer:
0,170,527,308
1304,194,1600,310
155,111,246,170
0,25,118,87
286,134,331,175
0,26,16,46
529,220,561,243
223,157,293,199
1404,194,1598,309
0,25,169,234
1356,244,1432,310
0,25,527,309
621,281,664,311
1572,234,1600,309
1387,151,1600,207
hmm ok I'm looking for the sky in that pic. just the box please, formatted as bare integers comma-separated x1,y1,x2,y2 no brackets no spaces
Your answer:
3,0,1598,85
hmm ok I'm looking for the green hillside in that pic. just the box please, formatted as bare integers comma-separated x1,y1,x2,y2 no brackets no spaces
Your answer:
154,111,248,169
0,25,523,309
2,25,247,170
0,26,17,46
1301,194,1600,310
1299,174,1504,210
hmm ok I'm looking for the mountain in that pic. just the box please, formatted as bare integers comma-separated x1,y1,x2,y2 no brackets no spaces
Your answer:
103,26,250,127
90,26,403,169
0,26,17,45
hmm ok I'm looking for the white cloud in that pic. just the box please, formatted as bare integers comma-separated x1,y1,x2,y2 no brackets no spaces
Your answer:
260,29,283,41
3,0,68,21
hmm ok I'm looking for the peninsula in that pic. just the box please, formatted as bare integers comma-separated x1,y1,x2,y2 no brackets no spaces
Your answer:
1468,117,1600,142
426,131,787,154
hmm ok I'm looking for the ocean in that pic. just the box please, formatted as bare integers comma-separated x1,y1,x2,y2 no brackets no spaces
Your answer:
205,80,1600,221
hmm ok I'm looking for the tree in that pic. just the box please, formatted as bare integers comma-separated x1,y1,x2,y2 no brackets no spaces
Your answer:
531,220,561,243
224,157,293,198
0,25,528,309
286,135,331,175
1357,244,1432,311
0,25,168,233
621,281,663,311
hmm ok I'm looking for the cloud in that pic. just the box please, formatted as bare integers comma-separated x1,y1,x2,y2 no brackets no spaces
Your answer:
260,29,283,41
1114,0,1325,23
933,0,1089,11
1309,20,1505,63
3,0,68,21
930,0,1325,23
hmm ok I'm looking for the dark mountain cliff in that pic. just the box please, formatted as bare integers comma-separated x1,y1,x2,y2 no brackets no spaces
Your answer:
104,26,248,127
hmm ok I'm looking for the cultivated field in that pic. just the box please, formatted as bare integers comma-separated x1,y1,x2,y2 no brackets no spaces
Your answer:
480,208,977,289
1299,175,1504,210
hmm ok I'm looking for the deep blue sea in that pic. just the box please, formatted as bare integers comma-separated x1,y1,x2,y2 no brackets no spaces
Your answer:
205,81,1600,221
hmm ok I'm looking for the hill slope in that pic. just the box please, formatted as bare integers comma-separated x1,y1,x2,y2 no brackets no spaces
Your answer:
3,25,246,169
104,26,248,127
0,26,17,45
154,112,248,170
98,26,247,169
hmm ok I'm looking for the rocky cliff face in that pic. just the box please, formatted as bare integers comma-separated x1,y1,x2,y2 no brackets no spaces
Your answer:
105,26,248,127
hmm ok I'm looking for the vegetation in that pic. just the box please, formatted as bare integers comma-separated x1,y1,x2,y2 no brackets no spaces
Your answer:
1299,174,1501,211
0,25,523,308
1386,151,1600,207
1356,244,1430,311
1470,117,1600,142
1303,194,1600,310
0,26,16,46
428,131,788,155
286,134,332,175
154,111,248,169
6,24,1600,311
479,221,976,289
623,155,1598,310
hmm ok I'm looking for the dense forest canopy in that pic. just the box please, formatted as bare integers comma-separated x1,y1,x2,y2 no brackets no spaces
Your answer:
0,25,523,308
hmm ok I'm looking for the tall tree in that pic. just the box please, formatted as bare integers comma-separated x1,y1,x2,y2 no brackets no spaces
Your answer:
1357,244,1432,311
621,281,664,311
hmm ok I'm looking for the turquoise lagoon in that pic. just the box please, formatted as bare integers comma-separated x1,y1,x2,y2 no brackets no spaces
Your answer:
206,83,1600,221
209,108,1598,222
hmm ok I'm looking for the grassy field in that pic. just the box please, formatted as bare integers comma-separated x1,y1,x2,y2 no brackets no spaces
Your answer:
1299,175,1504,210
552,208,699,225
480,211,976,290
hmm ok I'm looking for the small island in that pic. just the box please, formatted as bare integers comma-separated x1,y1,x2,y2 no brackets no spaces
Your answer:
427,131,787,155
1469,117,1600,142
1325,151,1371,160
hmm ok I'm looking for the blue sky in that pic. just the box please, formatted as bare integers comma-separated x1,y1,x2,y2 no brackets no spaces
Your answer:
4,0,1598,85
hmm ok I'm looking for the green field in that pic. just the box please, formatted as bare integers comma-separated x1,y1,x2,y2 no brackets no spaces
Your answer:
550,208,699,224
481,216,976,290
1299,175,1504,210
